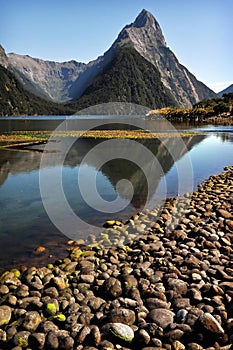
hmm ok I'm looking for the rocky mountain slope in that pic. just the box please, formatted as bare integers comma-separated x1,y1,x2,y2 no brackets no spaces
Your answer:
108,9,217,107
71,47,178,111
0,65,73,116
219,84,233,97
7,54,86,102
0,45,8,69
2,9,217,108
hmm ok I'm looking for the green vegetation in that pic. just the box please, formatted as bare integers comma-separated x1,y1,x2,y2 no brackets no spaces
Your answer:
46,303,57,316
194,93,233,114
148,93,233,123
0,130,200,149
70,47,178,111
17,337,28,347
53,313,66,322
0,65,74,116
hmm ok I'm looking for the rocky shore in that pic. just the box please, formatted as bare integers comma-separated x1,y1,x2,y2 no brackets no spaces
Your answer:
0,167,233,350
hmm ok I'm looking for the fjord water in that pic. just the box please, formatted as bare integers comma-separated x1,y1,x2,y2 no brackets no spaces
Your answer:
0,117,232,271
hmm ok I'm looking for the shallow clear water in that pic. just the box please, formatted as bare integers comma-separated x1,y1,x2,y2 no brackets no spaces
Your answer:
0,117,232,270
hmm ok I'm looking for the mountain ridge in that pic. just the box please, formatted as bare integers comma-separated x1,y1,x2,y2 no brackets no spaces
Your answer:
109,9,216,107
1,9,217,108
219,84,233,97
0,65,73,116
70,47,178,111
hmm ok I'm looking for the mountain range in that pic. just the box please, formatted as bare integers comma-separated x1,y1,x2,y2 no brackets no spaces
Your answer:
0,9,219,115
219,84,233,97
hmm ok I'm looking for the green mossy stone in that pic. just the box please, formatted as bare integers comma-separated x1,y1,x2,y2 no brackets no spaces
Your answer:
110,323,134,343
53,313,66,322
46,303,57,316
12,269,21,278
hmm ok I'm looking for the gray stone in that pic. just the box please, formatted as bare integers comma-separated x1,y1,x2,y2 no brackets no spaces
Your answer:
0,305,12,326
99,340,115,349
138,329,150,345
0,284,9,294
192,273,202,282
108,308,136,325
151,338,163,347
173,340,186,350
146,298,170,310
59,335,74,350
80,274,95,283
0,329,6,342
77,325,91,343
173,298,190,310
0,271,21,286
16,284,29,298
19,296,43,309
187,343,204,350
13,331,30,347
167,278,188,295
90,325,101,346
176,309,188,323
47,331,59,349
6,294,17,306
28,332,46,350
6,325,17,340
103,277,122,298
87,297,105,311
109,322,134,342
198,313,224,334
44,286,59,298
40,320,59,333
122,274,138,289
23,311,42,332
148,308,175,329
217,209,232,219
52,276,67,290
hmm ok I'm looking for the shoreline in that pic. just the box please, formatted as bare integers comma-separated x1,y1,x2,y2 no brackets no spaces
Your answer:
0,166,233,349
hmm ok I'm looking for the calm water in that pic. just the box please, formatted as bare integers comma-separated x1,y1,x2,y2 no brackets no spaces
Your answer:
0,117,232,271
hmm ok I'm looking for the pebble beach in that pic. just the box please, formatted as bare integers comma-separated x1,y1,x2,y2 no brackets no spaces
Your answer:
0,166,233,350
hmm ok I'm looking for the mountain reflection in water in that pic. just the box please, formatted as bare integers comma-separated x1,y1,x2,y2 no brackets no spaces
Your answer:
0,119,232,271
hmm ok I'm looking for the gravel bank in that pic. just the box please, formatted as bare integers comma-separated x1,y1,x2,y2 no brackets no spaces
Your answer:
0,166,233,350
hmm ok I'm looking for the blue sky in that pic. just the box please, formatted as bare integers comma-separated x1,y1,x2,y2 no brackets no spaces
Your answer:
1,0,232,92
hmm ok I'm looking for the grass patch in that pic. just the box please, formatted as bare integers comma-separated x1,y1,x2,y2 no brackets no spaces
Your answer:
0,129,201,149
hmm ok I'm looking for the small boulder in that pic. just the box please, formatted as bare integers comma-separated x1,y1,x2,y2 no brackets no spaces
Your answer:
28,332,46,350
108,308,136,325
13,331,30,347
109,322,134,343
103,277,122,298
217,209,232,219
167,278,188,295
0,305,12,326
198,313,224,334
23,311,42,331
148,308,175,329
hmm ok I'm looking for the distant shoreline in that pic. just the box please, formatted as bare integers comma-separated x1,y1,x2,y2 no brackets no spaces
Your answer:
147,111,233,126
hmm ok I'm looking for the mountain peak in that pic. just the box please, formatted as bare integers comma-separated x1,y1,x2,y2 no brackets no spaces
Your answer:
128,9,167,47
133,9,156,28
